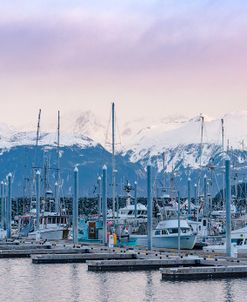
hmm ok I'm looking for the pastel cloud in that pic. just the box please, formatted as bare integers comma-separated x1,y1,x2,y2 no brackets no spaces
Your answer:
0,0,247,126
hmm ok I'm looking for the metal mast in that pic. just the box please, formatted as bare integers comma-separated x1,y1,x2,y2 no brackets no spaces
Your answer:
31,109,41,212
55,110,61,213
56,110,60,183
221,118,225,151
112,102,116,219
200,114,204,167
162,152,166,193
35,109,41,170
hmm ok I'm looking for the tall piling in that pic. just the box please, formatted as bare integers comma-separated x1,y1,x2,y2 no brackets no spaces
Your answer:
147,164,153,250
178,191,181,255
6,173,12,239
36,171,41,231
102,165,107,245
194,183,198,206
225,156,231,257
1,181,4,229
203,175,208,216
97,176,102,215
54,182,59,213
73,166,79,244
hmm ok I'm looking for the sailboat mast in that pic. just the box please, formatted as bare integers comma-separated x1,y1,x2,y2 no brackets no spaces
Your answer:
200,114,204,167
221,118,224,151
56,110,60,184
55,110,61,213
35,109,41,170
162,152,166,192
112,102,116,219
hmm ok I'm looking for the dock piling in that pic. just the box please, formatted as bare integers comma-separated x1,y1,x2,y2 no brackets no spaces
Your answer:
1,181,4,229
97,176,102,215
73,166,79,244
6,173,12,239
203,175,208,216
147,164,152,250
102,165,107,246
177,191,181,255
36,171,41,231
225,156,231,257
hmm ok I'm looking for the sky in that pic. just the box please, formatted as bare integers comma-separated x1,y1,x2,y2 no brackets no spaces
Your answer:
0,0,247,129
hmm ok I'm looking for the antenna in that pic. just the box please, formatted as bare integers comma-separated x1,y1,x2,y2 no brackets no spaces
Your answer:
221,118,224,151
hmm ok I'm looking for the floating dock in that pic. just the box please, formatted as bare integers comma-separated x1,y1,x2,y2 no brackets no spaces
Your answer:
87,257,201,271
0,247,90,258
32,252,137,264
160,265,247,280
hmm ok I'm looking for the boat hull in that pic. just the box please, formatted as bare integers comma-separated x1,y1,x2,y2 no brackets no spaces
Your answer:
131,234,197,250
28,228,69,240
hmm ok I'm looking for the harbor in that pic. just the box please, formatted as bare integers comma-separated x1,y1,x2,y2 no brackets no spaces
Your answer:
1,1,247,301
1,238,247,276
0,104,247,285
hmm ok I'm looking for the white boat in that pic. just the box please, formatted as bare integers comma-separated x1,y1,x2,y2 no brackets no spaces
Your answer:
19,211,70,240
117,203,147,220
203,225,247,255
131,219,197,249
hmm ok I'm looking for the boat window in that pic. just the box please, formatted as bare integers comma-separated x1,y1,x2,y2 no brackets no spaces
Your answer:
155,230,161,235
168,228,178,234
181,228,188,234
162,229,168,235
203,220,207,227
231,239,243,245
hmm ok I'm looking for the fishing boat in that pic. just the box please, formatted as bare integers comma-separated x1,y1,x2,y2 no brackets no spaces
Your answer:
18,210,70,240
203,225,247,255
116,203,147,221
131,219,197,249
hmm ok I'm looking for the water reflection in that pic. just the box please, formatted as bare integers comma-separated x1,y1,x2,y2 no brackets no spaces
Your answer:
98,273,110,302
0,260,247,302
224,279,234,302
70,264,80,302
144,271,155,302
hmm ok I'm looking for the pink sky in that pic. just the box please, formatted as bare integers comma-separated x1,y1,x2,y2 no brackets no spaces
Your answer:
0,0,247,127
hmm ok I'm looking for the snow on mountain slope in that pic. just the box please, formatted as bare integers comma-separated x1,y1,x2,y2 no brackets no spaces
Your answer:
124,111,247,163
17,110,106,148
0,129,96,150
1,110,247,164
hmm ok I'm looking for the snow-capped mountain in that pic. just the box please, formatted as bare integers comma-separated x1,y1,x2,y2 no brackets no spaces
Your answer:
123,111,247,166
0,110,247,196
2,110,247,164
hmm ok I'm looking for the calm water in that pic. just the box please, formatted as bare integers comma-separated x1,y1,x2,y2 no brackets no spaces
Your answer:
0,259,246,302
